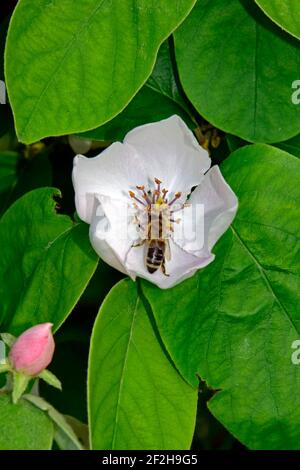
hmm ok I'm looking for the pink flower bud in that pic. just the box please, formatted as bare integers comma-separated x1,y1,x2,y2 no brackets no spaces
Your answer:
9,323,55,376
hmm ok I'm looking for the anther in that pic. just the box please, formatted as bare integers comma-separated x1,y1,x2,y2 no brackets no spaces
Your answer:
162,189,168,202
169,192,182,206
129,191,146,206
136,185,151,205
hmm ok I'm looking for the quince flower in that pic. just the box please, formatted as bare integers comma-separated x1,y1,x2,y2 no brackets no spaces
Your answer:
73,116,238,289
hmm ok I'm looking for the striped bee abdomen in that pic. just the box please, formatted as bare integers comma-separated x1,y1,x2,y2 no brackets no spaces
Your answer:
146,240,165,274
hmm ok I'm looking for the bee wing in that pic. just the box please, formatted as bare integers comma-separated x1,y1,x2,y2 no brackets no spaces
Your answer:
165,238,171,261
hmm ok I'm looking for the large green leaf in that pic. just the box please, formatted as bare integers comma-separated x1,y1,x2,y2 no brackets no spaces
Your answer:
175,0,300,143
0,18,13,137
0,188,98,334
256,0,300,40
143,145,300,449
0,393,53,450
79,41,194,141
5,0,196,144
88,279,197,450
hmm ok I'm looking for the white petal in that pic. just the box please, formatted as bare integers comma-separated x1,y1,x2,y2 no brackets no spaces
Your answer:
125,238,214,289
72,142,147,223
89,195,137,278
124,115,211,195
174,166,238,256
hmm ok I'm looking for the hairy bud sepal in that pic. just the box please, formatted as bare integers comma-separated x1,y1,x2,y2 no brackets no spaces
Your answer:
12,371,31,404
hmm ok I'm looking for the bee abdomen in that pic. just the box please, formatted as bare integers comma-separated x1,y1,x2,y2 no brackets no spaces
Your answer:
146,246,164,274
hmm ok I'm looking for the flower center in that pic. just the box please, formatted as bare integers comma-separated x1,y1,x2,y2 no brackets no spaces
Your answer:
128,178,185,240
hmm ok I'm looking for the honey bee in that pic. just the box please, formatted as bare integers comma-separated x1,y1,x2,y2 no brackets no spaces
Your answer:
130,178,183,277
133,208,171,276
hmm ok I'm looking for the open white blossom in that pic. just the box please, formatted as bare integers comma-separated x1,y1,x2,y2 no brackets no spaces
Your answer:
72,115,238,289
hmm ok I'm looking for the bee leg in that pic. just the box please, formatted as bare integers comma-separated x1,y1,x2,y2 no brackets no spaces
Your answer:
132,239,145,248
161,261,170,277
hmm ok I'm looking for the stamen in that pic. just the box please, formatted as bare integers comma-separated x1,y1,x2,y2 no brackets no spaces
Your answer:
136,185,152,205
130,180,184,239
129,191,146,206
153,178,161,202
169,192,182,206
152,189,156,204
154,178,161,199
142,193,152,205
162,189,168,202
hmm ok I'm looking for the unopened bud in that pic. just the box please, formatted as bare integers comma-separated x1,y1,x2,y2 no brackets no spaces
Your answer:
9,323,55,376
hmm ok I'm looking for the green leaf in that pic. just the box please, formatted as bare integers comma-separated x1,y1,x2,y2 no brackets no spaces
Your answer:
5,0,196,144
88,279,197,450
175,0,300,143
24,395,83,450
0,188,98,335
255,0,300,41
0,150,52,218
0,393,53,450
0,18,13,137
142,144,300,449
79,42,195,141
